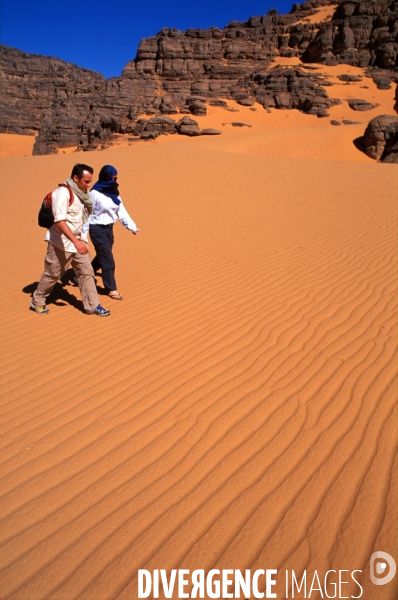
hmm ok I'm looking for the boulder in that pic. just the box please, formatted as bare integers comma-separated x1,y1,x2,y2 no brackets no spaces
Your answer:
365,67,398,90
145,115,177,134
237,97,255,106
160,96,178,114
347,98,377,110
209,100,228,107
337,74,363,82
178,116,201,136
371,75,392,90
362,114,398,162
201,128,222,135
141,131,158,140
187,98,207,116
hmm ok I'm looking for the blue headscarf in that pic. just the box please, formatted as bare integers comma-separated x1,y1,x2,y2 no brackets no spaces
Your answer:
92,165,121,205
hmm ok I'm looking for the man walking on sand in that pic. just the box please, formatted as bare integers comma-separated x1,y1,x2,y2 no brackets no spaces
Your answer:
31,163,110,316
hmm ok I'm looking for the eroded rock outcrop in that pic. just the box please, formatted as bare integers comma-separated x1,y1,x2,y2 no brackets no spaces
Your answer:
0,0,397,153
0,45,105,136
250,66,341,116
362,114,398,161
302,0,398,69
178,116,202,136
31,1,344,153
347,98,377,110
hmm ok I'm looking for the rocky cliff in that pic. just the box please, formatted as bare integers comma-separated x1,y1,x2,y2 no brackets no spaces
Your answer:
302,0,398,66
0,0,397,154
0,46,105,135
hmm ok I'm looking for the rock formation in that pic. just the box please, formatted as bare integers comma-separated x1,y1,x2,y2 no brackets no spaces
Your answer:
31,0,340,153
0,0,397,154
347,98,377,109
362,114,398,161
302,0,398,68
178,116,202,136
0,45,106,135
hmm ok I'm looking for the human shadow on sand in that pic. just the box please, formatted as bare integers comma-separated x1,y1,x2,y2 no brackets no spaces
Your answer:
23,268,108,313
60,268,108,295
23,272,84,313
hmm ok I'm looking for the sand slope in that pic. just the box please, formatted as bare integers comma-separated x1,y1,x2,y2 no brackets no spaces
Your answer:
0,134,35,158
0,95,397,600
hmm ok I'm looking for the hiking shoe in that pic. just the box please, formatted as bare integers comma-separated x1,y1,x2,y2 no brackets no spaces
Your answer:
91,305,110,317
30,301,50,315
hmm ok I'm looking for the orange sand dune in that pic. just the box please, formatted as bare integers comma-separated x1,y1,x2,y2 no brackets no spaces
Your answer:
0,95,397,600
0,133,35,158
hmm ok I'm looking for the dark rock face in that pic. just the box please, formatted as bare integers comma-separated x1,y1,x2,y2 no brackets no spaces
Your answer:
251,66,341,115
0,45,106,136
1,0,397,153
302,0,398,69
362,114,398,161
31,0,345,154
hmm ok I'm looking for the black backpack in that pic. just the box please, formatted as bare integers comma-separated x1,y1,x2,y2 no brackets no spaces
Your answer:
38,184,73,228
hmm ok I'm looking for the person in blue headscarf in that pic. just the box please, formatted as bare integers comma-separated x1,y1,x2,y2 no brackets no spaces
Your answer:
88,165,140,300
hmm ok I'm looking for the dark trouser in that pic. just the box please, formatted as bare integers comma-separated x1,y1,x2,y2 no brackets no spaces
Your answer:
89,224,117,292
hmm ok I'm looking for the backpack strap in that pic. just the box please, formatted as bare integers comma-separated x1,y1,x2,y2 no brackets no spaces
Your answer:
44,191,53,208
58,183,74,206
44,184,74,209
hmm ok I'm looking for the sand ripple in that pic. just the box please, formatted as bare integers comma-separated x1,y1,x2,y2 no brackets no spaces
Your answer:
0,131,396,599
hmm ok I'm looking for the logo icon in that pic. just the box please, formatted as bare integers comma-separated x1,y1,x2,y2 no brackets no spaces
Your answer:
370,551,396,585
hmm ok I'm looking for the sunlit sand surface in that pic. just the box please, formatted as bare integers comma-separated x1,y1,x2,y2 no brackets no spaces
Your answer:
0,133,35,158
0,60,397,600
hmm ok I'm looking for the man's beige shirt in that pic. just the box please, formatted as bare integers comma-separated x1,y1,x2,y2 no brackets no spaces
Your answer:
44,186,88,252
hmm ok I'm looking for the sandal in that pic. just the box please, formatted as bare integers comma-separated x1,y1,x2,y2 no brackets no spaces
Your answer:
109,291,123,300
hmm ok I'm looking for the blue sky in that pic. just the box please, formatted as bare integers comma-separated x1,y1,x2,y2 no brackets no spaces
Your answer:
0,0,294,78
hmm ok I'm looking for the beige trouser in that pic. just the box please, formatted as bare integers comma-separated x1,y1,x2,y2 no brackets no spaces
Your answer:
33,242,99,313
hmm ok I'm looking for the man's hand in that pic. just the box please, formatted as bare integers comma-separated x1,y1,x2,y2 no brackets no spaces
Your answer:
74,240,89,254
133,229,141,236
55,221,88,253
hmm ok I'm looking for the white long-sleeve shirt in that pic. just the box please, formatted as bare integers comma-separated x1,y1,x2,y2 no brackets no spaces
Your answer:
86,189,138,233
